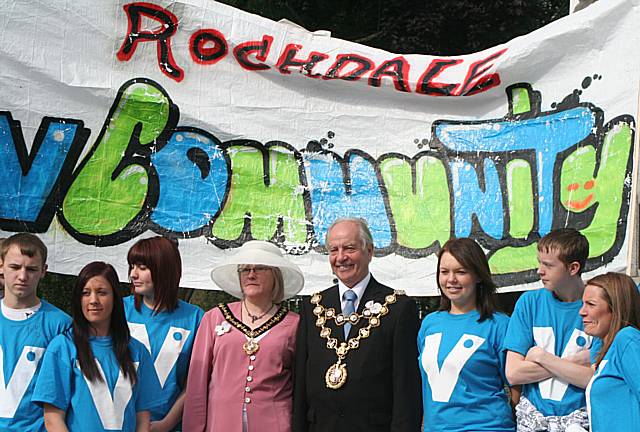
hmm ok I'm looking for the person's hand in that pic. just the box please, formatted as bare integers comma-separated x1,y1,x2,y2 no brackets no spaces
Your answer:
150,420,171,432
525,346,548,364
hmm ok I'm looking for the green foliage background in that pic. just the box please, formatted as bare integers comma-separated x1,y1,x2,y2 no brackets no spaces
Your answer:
219,0,568,55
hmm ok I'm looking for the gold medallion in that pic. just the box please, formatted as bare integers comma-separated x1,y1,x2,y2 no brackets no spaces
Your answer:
310,290,403,391
243,338,260,355
216,303,288,357
325,361,347,389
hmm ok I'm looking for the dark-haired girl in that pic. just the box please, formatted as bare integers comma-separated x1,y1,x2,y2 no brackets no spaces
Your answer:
125,237,203,432
418,238,516,431
32,261,159,432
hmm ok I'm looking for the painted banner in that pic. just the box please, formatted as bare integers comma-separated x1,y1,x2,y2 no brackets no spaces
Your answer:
0,0,638,295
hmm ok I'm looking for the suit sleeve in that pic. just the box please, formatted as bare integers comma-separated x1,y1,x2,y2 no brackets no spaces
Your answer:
292,298,309,432
183,309,216,432
391,297,423,432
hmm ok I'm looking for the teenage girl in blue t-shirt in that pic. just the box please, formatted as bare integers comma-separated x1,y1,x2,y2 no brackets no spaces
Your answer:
125,237,203,432
33,261,159,432
582,272,640,432
418,238,518,432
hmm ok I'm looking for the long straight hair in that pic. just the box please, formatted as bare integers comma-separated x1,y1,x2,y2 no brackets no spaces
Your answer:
127,236,181,313
586,272,640,367
437,238,499,322
71,261,137,384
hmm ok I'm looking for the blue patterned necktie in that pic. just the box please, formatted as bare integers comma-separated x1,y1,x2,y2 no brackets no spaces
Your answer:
342,289,357,338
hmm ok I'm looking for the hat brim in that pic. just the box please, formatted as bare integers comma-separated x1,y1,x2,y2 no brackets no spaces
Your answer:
210,243,304,300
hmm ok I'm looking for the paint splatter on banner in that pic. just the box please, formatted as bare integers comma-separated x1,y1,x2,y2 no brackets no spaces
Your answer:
0,0,638,295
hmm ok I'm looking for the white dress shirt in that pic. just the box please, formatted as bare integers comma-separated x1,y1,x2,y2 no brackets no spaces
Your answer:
338,272,371,313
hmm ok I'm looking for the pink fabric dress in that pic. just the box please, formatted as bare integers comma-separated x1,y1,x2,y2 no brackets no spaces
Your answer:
183,302,299,432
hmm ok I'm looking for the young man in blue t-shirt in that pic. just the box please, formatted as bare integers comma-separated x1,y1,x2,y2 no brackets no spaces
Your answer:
504,228,595,431
0,233,71,432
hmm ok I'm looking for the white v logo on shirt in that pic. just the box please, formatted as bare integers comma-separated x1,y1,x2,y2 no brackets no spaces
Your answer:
128,323,190,387
421,333,485,402
586,359,608,421
80,360,138,430
533,327,591,401
0,345,46,418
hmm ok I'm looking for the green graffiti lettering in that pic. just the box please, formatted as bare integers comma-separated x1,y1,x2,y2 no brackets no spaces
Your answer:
490,121,633,275
211,145,307,243
568,123,633,257
511,87,532,115
62,81,171,236
560,146,596,214
489,243,538,275
380,155,450,249
506,159,534,239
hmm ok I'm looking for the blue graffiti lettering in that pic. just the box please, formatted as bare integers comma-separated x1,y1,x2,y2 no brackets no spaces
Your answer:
305,150,391,248
0,113,83,226
151,128,229,233
451,158,504,239
435,107,595,235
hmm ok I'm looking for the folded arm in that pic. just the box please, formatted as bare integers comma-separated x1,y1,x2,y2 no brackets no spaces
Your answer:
524,346,593,389
505,350,553,385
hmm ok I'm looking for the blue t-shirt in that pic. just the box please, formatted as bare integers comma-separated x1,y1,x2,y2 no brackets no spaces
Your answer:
32,329,162,432
504,289,593,416
418,310,515,432
124,296,203,421
587,326,640,432
0,300,71,432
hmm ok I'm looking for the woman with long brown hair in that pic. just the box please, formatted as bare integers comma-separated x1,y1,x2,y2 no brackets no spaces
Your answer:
33,261,159,431
581,272,640,431
418,237,516,431
125,236,204,431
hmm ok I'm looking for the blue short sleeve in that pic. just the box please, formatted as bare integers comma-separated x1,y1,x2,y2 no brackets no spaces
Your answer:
32,335,72,411
504,292,534,356
195,306,205,329
619,337,640,400
494,313,511,384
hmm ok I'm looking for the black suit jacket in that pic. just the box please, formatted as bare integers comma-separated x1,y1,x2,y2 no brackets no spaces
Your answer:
293,277,422,432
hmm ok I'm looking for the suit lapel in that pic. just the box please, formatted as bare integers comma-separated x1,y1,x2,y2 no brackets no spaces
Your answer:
323,285,341,312
356,277,385,314
347,277,385,338
321,285,344,341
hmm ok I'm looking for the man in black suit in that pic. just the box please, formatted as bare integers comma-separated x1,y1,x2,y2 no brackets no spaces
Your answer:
293,218,422,432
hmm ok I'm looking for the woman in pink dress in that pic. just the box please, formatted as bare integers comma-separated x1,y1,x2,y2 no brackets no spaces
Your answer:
183,241,304,432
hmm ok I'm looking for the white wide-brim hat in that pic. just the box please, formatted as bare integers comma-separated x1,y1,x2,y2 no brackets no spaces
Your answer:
210,240,305,300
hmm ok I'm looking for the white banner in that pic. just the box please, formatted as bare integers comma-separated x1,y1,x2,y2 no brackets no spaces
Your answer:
0,0,638,295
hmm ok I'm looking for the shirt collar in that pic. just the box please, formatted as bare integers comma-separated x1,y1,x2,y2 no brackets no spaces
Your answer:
338,272,371,304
